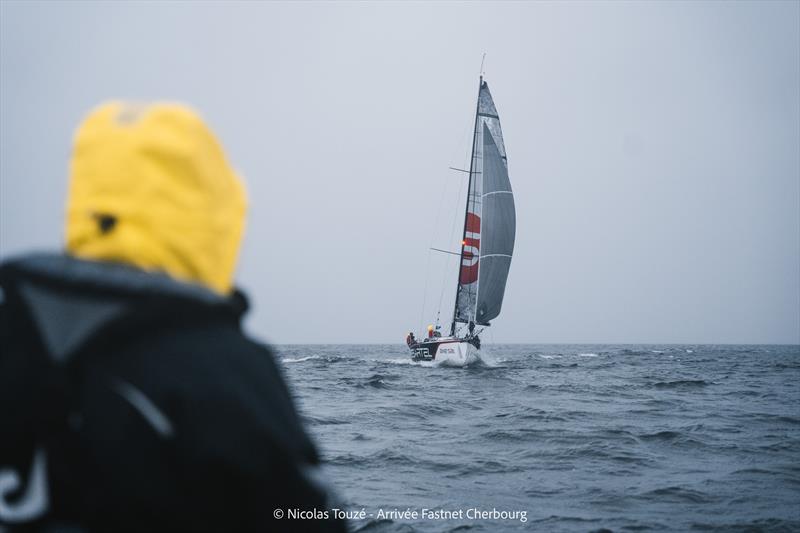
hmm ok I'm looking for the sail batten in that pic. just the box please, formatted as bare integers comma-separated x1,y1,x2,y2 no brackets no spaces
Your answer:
453,80,515,329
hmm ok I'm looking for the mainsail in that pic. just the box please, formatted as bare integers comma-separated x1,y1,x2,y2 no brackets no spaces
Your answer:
452,79,516,329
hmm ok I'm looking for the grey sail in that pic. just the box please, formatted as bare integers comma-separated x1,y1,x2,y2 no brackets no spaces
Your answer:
453,80,515,328
475,120,515,324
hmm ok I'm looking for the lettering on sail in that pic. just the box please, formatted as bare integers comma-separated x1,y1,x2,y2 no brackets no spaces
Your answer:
459,213,480,284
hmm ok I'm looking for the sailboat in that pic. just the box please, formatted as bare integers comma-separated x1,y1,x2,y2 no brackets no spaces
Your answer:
407,76,516,364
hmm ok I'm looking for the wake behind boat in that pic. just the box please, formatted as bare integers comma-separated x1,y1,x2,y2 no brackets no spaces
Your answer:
406,75,516,365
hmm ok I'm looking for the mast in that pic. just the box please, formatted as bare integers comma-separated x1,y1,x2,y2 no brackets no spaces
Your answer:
450,76,483,337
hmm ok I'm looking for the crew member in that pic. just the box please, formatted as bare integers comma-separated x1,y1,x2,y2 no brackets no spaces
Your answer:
0,102,344,532
406,331,416,346
427,324,434,338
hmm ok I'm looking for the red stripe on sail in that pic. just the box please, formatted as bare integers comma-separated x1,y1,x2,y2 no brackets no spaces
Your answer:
465,213,481,233
459,213,480,284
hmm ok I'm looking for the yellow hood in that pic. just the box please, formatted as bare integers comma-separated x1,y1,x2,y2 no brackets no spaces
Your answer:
65,102,247,295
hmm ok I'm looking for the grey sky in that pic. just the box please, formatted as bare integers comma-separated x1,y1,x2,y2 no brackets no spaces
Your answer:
1,1,798,344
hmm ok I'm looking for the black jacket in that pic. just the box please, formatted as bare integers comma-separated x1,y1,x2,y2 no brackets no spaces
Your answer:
0,254,344,532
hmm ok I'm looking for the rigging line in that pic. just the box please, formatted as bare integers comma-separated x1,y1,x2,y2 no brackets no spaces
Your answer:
448,77,479,185
450,92,475,170
418,247,431,335
465,112,483,325
437,167,465,319
420,157,454,334
449,86,481,336
480,52,486,78
430,247,461,256
437,85,475,328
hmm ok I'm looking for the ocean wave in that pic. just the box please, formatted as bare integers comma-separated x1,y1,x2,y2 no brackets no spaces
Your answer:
771,415,800,425
481,429,544,442
330,450,460,472
555,445,652,466
458,458,518,474
339,373,399,389
379,358,438,368
383,403,456,419
470,351,505,367
353,518,420,532
520,412,567,422
639,430,683,441
637,430,711,450
529,515,602,526
688,518,800,532
303,414,351,426
363,377,387,389
730,468,777,475
281,355,321,363
281,354,349,364
652,379,712,389
620,348,651,356
641,486,715,504
548,362,578,368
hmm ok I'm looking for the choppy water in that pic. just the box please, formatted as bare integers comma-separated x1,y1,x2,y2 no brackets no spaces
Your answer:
276,344,800,532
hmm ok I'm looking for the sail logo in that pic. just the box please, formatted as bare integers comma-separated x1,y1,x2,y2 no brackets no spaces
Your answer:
460,213,480,284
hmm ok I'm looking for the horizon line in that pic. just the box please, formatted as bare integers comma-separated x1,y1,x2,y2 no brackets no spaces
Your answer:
267,341,800,347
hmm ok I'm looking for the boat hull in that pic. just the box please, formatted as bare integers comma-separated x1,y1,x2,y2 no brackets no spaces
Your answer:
410,338,478,365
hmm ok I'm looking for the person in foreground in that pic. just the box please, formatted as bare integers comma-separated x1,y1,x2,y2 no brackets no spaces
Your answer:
0,102,345,531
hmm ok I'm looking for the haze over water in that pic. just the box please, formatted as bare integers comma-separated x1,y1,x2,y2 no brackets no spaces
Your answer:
278,343,800,532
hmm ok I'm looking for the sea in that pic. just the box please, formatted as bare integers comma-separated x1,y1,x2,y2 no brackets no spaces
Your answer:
275,344,800,533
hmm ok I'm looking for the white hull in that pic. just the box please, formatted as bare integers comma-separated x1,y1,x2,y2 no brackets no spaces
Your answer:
436,341,479,365
410,337,479,366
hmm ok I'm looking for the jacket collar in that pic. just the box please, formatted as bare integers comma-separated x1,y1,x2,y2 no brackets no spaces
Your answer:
0,253,248,364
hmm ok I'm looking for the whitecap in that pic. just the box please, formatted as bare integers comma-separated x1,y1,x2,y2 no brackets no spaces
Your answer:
281,355,320,363
381,357,438,368
473,350,502,367
579,353,599,357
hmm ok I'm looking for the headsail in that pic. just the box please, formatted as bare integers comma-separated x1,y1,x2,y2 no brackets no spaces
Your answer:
453,79,516,328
